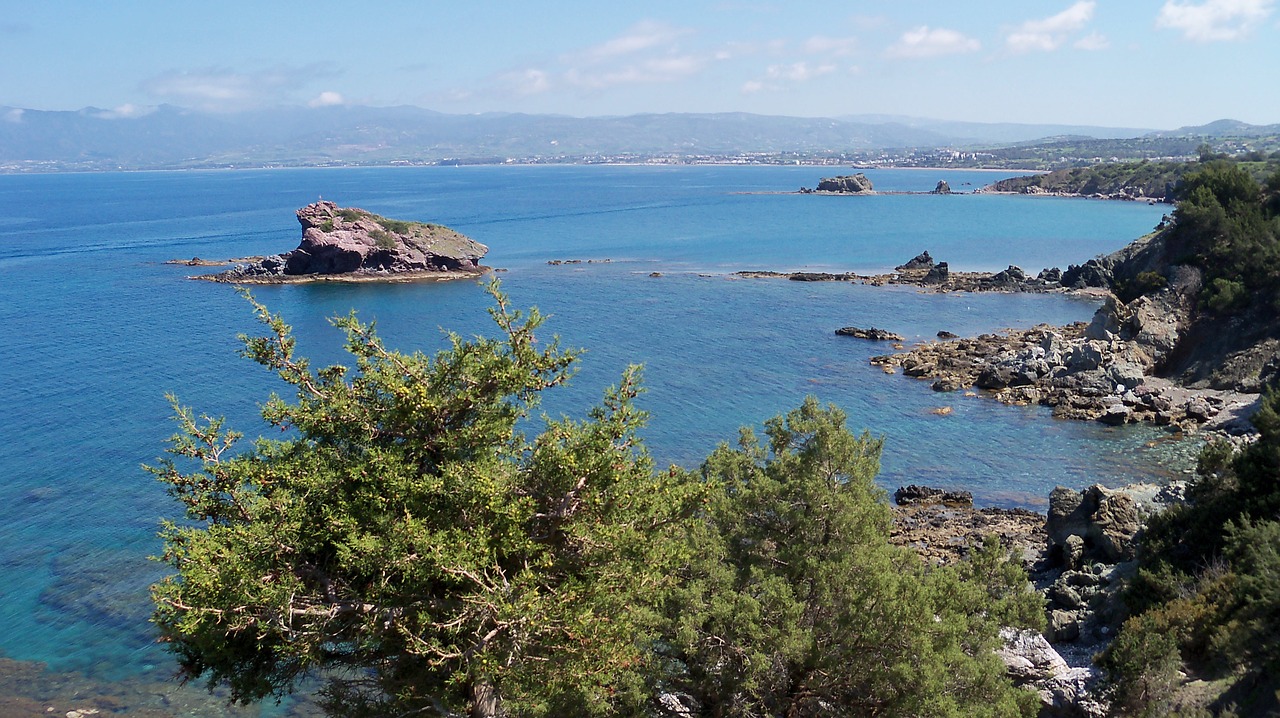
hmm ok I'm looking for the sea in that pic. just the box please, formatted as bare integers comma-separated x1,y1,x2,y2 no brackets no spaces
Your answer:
0,165,1186,712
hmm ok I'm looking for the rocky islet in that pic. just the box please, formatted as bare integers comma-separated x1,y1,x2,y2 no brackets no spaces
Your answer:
197,201,488,283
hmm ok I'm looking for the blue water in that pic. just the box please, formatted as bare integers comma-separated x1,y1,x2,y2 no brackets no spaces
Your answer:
0,166,1175,693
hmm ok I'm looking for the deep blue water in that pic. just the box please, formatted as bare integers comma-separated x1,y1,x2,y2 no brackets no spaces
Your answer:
0,165,1178,688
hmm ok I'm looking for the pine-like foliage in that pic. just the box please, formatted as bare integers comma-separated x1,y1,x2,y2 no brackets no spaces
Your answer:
150,281,700,717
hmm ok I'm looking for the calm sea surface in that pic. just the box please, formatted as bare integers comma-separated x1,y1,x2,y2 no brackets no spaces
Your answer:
0,166,1180,694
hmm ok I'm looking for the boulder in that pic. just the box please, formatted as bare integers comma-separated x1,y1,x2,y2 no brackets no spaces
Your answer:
1047,485,1143,564
997,628,1108,718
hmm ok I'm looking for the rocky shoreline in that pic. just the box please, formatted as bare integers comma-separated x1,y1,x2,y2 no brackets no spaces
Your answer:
890,480,1189,718
734,251,1077,294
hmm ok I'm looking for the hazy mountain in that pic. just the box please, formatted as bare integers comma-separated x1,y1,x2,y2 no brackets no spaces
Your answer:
839,114,1156,144
1,104,1258,172
1144,119,1280,138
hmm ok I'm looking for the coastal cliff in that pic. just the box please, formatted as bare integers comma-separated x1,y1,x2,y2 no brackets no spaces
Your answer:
201,201,488,283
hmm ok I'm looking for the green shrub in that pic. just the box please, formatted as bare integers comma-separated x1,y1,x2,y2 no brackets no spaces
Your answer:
368,228,396,249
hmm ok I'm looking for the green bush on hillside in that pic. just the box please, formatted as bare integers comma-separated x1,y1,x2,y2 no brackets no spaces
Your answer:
149,282,1042,718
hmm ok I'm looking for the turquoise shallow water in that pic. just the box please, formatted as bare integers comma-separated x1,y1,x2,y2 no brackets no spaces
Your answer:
0,165,1177,685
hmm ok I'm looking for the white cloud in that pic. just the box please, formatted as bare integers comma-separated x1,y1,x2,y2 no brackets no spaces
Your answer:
1157,0,1274,41
572,21,691,64
140,65,333,111
742,61,836,93
1074,31,1110,50
1006,1,1097,53
801,35,859,56
884,26,981,58
308,91,345,107
90,104,156,119
564,54,705,90
3,108,24,123
502,69,552,96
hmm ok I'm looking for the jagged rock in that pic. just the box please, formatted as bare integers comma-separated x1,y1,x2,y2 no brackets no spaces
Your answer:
931,180,952,194
1039,267,1063,283
922,261,950,284
209,201,487,282
816,173,874,193
997,628,1108,718
937,330,959,339
835,326,904,341
896,250,935,271
991,265,1028,285
1061,259,1112,289
893,485,973,507
1047,485,1142,564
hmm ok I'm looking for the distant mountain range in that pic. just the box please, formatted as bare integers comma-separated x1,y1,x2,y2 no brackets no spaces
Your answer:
1,104,1276,172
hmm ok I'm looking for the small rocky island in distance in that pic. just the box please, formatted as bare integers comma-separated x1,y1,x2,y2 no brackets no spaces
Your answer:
797,172,954,195
183,201,488,284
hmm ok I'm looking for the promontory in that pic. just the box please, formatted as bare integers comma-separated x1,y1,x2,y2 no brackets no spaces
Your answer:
197,201,488,283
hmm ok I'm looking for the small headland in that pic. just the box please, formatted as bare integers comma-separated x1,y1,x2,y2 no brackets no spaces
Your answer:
186,201,489,284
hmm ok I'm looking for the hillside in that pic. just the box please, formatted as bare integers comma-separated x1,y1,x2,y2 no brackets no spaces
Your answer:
4,103,1278,173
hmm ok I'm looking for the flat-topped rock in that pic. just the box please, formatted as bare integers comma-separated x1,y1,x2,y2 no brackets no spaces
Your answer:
816,173,874,194
200,201,488,283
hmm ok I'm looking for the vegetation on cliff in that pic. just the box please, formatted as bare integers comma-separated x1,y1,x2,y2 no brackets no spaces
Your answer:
1103,390,1280,716
150,283,1042,718
985,160,1192,199
1097,160,1280,715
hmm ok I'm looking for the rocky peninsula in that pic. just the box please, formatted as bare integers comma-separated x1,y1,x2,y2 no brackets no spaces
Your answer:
194,201,488,284
734,250,1072,293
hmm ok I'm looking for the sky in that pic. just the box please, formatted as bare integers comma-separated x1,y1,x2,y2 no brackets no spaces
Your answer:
1,0,1277,129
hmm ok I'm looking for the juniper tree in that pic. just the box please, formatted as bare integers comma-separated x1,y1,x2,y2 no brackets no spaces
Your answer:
655,398,1043,718
149,281,700,717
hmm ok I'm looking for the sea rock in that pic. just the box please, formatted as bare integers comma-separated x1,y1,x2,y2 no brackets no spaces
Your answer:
897,250,935,271
990,265,1028,286
816,173,874,193
923,262,950,284
1061,259,1112,289
211,201,487,282
835,326,905,341
893,484,973,507
932,180,952,194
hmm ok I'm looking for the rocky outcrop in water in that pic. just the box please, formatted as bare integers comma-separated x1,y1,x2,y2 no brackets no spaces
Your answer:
932,180,952,194
836,326,904,341
202,201,488,283
816,173,874,193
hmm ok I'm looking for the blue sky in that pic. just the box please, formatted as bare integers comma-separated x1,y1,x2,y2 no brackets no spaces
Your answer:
1,0,1276,128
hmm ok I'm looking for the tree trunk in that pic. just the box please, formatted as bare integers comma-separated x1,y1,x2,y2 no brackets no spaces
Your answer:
471,680,501,718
